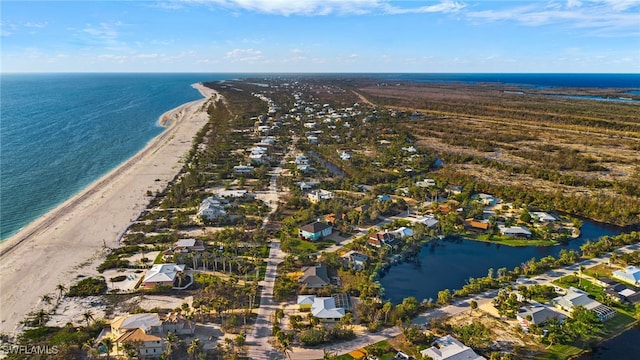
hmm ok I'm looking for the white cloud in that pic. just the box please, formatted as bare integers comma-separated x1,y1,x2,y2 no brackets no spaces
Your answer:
1,21,17,36
384,0,466,14
24,21,48,28
82,22,120,43
602,0,640,11
181,0,466,16
566,0,582,9
135,53,160,59
466,1,640,36
225,48,263,62
77,21,134,50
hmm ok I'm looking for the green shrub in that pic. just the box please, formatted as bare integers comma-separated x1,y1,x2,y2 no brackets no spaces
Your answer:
67,277,107,297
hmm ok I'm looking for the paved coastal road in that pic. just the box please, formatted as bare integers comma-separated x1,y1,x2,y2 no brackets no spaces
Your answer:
246,142,294,359
246,241,286,360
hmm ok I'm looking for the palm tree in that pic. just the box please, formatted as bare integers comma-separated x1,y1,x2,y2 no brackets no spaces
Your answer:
56,284,66,303
41,294,53,305
382,301,392,324
164,332,178,360
470,300,478,314
340,313,354,329
33,309,49,326
82,310,95,327
187,338,202,360
123,339,143,359
101,338,114,360
275,331,293,360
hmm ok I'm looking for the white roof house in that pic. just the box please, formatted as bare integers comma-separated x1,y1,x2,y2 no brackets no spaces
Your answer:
142,264,185,288
342,251,369,270
216,189,249,198
613,266,640,286
307,189,334,203
391,227,414,238
553,287,616,321
498,225,532,238
532,212,558,222
111,313,163,336
311,297,345,320
197,196,227,220
297,295,316,307
416,179,437,187
420,335,486,360
408,215,439,228
476,193,498,206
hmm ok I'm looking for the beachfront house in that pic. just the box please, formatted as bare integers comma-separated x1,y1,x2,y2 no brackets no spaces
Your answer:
109,313,164,358
420,335,486,360
141,264,185,288
299,221,332,241
612,266,640,286
173,238,205,253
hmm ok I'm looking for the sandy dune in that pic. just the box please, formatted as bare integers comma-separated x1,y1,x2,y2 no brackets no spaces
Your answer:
0,83,219,335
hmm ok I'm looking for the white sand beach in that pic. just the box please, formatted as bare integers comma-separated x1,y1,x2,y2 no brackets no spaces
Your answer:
0,83,220,335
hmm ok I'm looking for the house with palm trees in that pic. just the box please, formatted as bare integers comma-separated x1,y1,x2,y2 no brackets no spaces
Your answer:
98,312,196,358
141,263,186,288
162,312,195,335
104,313,165,358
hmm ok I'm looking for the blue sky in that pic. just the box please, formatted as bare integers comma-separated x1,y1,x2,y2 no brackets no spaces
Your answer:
1,0,639,73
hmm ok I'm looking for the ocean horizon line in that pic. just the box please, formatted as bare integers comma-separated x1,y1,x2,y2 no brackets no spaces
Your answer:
2,71,640,74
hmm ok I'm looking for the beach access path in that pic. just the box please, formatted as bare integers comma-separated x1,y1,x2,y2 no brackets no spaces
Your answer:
0,83,219,335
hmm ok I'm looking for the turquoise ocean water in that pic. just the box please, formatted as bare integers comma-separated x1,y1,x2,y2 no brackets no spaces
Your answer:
0,73,234,239
1,73,639,240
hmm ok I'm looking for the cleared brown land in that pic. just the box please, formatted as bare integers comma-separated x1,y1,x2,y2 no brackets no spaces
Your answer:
355,81,640,226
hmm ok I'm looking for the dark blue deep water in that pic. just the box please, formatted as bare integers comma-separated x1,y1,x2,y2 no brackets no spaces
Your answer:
379,219,623,304
1,73,638,240
578,324,640,360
